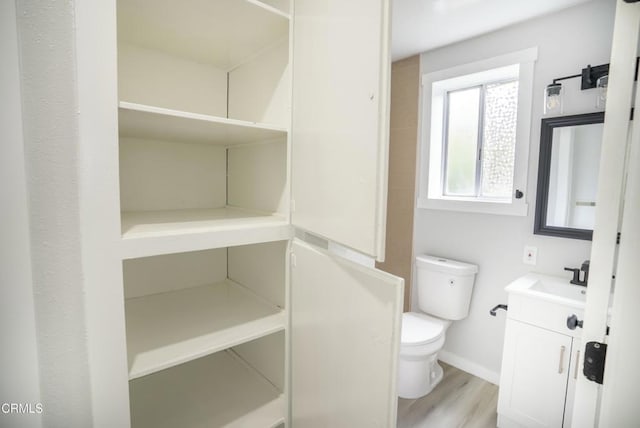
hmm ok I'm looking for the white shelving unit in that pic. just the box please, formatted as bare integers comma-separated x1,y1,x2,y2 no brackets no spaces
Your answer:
101,0,399,426
117,0,291,425
129,350,285,428
125,279,285,379
117,0,290,125
121,241,287,426
117,0,291,259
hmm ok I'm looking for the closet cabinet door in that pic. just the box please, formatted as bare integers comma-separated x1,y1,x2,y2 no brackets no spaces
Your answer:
291,0,391,259
290,239,403,427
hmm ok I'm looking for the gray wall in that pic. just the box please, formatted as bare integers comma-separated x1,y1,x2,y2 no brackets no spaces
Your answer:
413,0,616,382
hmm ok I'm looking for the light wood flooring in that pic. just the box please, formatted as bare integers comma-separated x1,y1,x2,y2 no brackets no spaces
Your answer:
397,362,498,428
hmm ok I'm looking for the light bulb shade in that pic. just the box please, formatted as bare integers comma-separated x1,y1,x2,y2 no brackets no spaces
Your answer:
544,83,563,115
596,75,608,109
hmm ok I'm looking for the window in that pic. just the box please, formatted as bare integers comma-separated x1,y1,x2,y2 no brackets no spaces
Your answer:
418,48,537,216
444,80,518,198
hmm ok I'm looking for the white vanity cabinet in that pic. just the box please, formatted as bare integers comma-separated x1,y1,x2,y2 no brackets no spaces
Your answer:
111,0,402,427
497,278,585,428
498,319,582,428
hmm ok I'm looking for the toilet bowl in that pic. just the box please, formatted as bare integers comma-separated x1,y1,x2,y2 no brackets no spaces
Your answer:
397,255,478,399
397,312,448,399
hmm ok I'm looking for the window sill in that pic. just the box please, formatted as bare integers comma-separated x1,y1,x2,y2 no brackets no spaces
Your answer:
417,196,528,217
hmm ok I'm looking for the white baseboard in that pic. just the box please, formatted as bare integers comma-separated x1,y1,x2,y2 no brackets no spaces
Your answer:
437,349,501,385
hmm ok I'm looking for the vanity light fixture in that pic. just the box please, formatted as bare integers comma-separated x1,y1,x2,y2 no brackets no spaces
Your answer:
544,62,610,116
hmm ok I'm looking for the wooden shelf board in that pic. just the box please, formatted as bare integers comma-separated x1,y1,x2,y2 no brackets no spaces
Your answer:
119,102,287,145
130,350,284,428
126,279,285,380
118,0,289,70
121,207,292,259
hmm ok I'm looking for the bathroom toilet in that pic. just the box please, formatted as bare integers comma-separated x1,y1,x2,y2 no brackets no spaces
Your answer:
397,255,478,399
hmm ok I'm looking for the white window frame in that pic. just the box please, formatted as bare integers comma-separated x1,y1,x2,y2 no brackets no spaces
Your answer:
417,48,537,216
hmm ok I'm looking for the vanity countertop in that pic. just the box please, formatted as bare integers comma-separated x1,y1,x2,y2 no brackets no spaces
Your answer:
505,272,587,310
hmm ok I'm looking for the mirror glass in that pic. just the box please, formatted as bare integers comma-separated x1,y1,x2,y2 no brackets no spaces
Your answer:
534,112,604,240
546,123,603,229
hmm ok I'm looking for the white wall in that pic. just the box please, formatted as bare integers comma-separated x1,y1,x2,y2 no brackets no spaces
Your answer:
12,1,130,426
0,2,42,427
414,0,616,383
15,1,93,424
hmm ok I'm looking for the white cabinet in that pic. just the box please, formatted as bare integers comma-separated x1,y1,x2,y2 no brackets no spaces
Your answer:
498,320,580,428
498,290,584,428
291,0,391,258
290,240,403,426
112,0,400,427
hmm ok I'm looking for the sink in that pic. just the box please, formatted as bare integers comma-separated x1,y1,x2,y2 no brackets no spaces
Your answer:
529,278,587,301
505,273,586,309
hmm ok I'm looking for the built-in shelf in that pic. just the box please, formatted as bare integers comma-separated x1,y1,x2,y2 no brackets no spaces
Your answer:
120,207,291,259
118,0,289,71
129,350,284,428
126,279,285,379
118,102,287,146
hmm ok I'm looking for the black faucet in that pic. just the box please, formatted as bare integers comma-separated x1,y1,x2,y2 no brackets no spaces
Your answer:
564,260,589,286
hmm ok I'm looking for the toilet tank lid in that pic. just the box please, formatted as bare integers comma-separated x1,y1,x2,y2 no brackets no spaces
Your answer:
416,255,478,275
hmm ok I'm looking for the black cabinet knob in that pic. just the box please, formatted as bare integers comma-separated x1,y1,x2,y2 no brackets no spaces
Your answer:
567,314,584,330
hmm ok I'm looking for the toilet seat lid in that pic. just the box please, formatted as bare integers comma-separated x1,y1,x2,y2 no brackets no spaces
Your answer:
401,312,444,346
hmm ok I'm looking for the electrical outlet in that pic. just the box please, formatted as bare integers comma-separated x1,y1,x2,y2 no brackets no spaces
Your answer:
523,246,537,265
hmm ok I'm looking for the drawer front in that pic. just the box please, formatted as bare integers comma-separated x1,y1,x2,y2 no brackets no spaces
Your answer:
507,294,584,337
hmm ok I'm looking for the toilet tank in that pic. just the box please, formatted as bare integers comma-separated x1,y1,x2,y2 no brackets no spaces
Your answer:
416,255,478,320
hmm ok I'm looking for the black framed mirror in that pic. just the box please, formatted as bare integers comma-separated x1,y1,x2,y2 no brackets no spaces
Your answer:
534,112,605,240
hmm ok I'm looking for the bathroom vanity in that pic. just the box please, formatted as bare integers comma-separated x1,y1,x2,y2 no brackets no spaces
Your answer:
497,274,586,428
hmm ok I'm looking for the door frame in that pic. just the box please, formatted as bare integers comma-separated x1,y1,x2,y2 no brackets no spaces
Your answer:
571,1,640,426
597,52,640,426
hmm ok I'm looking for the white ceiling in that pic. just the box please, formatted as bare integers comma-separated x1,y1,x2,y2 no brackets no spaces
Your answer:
391,0,596,61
